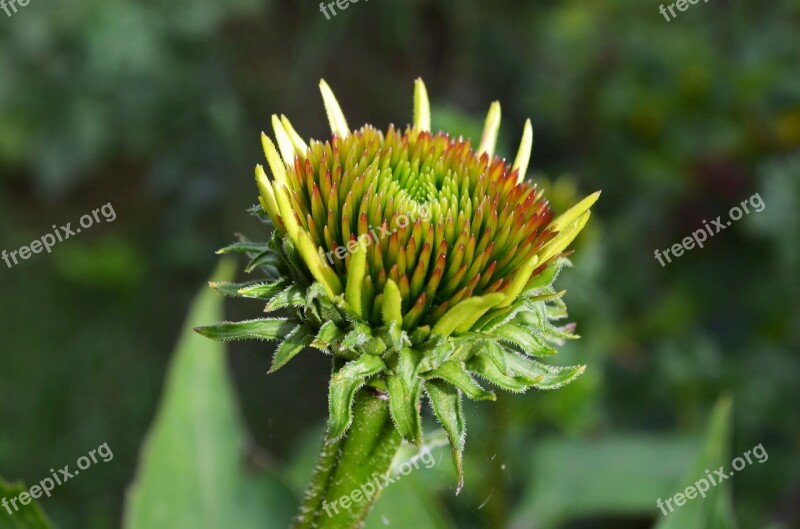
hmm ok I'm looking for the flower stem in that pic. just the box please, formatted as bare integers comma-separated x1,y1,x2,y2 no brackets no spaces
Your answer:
292,387,402,529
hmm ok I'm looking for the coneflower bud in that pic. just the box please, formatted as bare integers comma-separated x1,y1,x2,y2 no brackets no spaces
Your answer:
197,78,599,495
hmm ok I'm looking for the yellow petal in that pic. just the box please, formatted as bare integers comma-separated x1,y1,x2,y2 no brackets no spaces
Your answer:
432,293,506,337
413,78,431,132
319,79,350,138
254,164,280,222
272,182,299,239
272,114,296,165
295,230,343,299
548,191,601,233
280,115,309,159
499,254,538,307
345,241,367,318
539,210,591,263
261,132,287,186
382,279,403,326
512,119,533,183
478,101,501,159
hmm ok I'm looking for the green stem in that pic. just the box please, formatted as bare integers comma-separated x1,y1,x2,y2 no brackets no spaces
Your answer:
292,388,402,529
486,391,509,528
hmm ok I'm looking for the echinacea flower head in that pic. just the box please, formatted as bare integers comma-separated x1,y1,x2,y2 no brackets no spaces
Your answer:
197,79,599,491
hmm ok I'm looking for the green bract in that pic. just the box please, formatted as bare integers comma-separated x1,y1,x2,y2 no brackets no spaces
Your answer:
196,79,599,491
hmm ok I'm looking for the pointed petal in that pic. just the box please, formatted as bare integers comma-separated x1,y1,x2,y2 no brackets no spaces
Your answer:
272,114,296,164
319,79,350,137
261,132,287,186
254,164,281,222
538,211,591,263
280,114,309,158
294,230,344,298
413,78,431,132
431,293,506,337
272,182,300,239
382,278,403,326
478,101,501,158
498,255,538,307
512,119,533,183
548,191,601,233
345,241,367,318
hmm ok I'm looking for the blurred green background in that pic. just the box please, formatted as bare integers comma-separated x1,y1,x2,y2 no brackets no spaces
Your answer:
1,0,798,527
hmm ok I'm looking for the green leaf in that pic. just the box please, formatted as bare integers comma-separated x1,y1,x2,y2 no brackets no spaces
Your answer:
245,249,282,273
327,355,386,440
654,396,738,529
237,279,288,300
0,478,53,529
386,348,424,445
511,436,699,528
209,280,265,298
216,241,269,255
340,321,373,351
364,464,454,529
269,325,313,373
510,302,547,331
467,343,531,393
494,322,557,356
522,258,568,296
425,380,466,494
417,340,456,373
194,318,296,342
424,361,495,401
265,285,306,311
310,321,345,353
124,259,296,529
472,297,530,332
505,353,585,389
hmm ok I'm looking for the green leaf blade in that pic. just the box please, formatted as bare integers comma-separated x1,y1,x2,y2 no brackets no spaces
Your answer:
269,325,313,373
328,355,386,440
425,380,466,494
194,318,296,342
125,259,296,529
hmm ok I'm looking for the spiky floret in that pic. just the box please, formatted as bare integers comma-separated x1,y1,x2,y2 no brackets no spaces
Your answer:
287,125,559,327
197,79,599,491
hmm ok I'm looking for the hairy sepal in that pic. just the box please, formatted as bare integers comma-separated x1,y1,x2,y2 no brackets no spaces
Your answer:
327,354,386,440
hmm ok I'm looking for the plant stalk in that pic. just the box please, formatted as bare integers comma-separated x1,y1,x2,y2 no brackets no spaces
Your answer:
292,387,402,529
